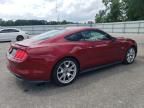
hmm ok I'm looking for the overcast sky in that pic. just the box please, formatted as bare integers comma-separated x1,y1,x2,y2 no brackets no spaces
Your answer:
0,0,104,22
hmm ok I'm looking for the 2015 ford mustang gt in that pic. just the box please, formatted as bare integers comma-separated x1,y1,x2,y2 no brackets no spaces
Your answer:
7,27,137,86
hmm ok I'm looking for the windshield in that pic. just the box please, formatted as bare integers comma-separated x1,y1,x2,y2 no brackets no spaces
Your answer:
31,29,66,40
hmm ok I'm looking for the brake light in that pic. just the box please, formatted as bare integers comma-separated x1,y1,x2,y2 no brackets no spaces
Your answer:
14,50,28,62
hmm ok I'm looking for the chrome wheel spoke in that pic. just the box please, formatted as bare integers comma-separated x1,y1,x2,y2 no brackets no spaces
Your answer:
67,72,71,77
68,64,76,71
59,74,65,80
127,53,130,57
63,74,66,81
57,66,64,74
64,61,71,68
127,57,130,62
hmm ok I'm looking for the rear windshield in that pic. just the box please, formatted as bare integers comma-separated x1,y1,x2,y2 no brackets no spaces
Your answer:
31,29,66,40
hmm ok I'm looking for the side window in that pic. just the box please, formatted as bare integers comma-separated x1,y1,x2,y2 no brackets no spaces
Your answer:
0,29,19,33
65,33,84,41
0,29,9,33
81,30,109,41
10,29,19,32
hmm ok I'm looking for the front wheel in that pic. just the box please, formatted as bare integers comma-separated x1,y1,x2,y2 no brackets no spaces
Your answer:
123,47,136,64
52,58,79,86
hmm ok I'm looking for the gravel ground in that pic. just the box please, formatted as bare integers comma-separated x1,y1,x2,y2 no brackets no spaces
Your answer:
0,34,144,108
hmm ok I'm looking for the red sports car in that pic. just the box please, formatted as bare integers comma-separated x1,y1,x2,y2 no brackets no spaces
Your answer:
7,27,137,86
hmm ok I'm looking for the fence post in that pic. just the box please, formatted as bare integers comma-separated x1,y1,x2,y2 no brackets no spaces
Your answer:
76,23,79,27
112,23,114,33
32,25,34,35
102,23,104,29
43,25,45,33
123,22,126,33
138,22,141,34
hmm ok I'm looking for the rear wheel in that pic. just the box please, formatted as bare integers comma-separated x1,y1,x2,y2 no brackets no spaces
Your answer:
16,35,24,41
52,58,79,86
123,47,136,64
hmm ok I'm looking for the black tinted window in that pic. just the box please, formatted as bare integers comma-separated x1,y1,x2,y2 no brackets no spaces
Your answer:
10,29,19,32
81,30,109,41
66,33,84,41
0,29,19,33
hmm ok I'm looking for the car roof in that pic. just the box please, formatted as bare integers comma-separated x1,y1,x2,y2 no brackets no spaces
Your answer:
59,27,98,36
41,27,98,40
30,27,99,42
65,27,96,31
62,27,97,34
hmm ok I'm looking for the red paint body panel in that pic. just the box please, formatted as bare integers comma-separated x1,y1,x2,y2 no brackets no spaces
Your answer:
7,27,137,81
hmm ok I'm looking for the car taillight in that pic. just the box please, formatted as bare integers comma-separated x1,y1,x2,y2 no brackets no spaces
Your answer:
14,50,28,62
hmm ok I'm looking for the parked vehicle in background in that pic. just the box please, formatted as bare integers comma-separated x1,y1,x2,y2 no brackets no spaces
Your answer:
0,28,29,42
7,27,137,86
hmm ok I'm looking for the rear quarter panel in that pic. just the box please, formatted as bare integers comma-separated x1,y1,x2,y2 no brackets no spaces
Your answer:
27,42,89,72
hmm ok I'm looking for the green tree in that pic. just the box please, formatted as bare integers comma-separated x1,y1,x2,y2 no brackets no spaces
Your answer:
95,0,144,23
95,10,106,23
107,0,122,22
123,0,144,21
95,0,123,23
6,20,14,26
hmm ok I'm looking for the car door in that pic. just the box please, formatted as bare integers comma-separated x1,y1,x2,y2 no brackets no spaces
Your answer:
81,30,121,68
0,29,7,41
0,29,19,41
0,29,13,41
65,32,94,69
5,29,19,40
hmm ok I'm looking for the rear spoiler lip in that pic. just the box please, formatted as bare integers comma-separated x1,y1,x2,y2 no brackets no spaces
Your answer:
11,42,28,50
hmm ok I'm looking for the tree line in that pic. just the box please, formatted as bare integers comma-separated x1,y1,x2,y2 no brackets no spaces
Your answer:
95,0,144,23
0,19,75,26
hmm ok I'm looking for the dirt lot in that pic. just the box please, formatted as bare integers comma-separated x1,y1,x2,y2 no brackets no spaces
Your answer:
0,34,144,108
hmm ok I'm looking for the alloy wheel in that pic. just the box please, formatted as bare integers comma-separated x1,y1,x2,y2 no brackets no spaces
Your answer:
57,60,77,84
126,48,136,63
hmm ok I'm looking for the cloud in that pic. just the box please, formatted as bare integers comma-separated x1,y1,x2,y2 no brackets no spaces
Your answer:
0,0,105,22
0,0,10,4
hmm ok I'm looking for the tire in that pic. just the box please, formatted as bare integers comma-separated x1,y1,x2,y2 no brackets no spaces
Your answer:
123,47,136,64
52,58,79,86
16,35,24,41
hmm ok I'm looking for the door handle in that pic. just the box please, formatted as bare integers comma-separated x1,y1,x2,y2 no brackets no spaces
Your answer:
88,44,108,49
95,44,108,47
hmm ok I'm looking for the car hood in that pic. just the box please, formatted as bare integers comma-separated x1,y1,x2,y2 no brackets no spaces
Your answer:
116,37,133,41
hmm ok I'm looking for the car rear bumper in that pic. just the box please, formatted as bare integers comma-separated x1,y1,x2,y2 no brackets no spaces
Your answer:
10,71,50,83
7,59,53,81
